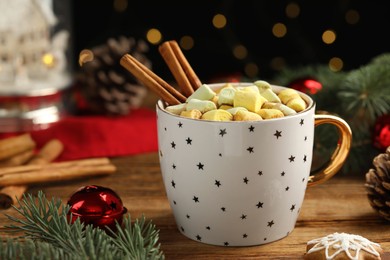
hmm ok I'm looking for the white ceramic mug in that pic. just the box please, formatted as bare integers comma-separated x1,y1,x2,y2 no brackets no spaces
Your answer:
156,83,352,246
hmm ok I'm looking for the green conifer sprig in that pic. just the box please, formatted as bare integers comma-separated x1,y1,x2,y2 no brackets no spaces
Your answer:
0,191,164,260
272,53,390,174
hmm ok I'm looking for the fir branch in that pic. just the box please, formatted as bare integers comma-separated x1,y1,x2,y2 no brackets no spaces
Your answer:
1,191,164,260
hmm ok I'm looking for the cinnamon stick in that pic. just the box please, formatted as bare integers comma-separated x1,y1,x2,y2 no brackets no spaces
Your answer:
159,40,201,97
0,157,116,186
0,149,34,167
0,139,64,209
0,134,36,160
120,54,186,105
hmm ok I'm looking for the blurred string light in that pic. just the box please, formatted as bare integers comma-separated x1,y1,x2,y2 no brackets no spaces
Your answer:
285,2,300,18
322,30,336,44
113,0,127,12
272,23,287,38
212,14,227,29
179,36,194,50
146,28,162,45
42,53,55,68
345,9,360,25
329,57,343,72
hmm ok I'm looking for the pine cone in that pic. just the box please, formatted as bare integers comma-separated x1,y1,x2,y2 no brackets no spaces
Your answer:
77,36,151,115
365,146,390,221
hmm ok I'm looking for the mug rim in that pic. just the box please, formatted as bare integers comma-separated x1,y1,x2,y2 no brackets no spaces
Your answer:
156,82,316,123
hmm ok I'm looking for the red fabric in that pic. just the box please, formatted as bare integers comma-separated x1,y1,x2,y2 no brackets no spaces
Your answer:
1,108,158,161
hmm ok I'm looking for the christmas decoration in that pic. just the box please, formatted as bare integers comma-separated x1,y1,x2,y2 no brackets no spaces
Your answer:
365,146,390,222
272,53,390,174
67,185,127,231
287,77,322,95
75,36,152,115
1,191,164,259
373,114,390,151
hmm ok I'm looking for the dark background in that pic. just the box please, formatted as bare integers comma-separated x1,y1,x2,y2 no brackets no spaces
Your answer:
70,0,390,82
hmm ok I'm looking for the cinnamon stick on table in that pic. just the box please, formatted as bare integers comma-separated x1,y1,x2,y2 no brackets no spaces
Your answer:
0,133,36,160
120,54,186,105
0,157,116,187
0,139,64,209
158,40,202,97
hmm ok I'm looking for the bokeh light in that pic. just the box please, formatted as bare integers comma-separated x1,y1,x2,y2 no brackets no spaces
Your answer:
272,23,287,38
146,28,162,45
329,57,343,71
322,30,336,44
213,14,227,29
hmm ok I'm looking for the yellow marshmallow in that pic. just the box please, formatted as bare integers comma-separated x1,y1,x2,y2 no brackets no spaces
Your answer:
263,102,296,116
233,88,267,113
226,106,248,115
233,110,262,121
219,104,233,110
180,109,202,119
286,98,307,112
201,109,233,121
257,109,284,119
217,85,236,106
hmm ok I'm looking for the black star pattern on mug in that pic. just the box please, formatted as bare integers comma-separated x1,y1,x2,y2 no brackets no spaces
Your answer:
196,235,202,241
221,207,226,212
303,155,307,162
249,125,255,132
171,141,176,149
247,147,254,153
281,171,286,176
256,201,264,208
240,214,247,220
186,214,190,219
193,196,199,203
171,180,176,188
302,177,305,182
285,186,290,191
274,130,282,139
215,180,221,187
178,122,183,128
159,150,163,157
243,177,249,184
300,119,304,126
173,200,176,205
258,170,263,176
288,155,295,162
197,162,204,170
219,128,227,137
172,164,176,169
181,226,184,232
290,204,296,212
218,153,222,157
206,226,211,230
243,233,248,238
224,242,229,246
304,136,308,141
186,137,192,145
267,220,274,227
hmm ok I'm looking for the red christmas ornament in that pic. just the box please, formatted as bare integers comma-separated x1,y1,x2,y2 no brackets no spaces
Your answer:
67,185,127,231
288,77,322,95
373,114,390,151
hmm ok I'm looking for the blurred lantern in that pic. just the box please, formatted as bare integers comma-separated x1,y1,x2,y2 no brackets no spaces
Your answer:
0,0,74,132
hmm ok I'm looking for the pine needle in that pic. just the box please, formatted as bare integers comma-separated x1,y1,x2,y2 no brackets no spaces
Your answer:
0,191,164,260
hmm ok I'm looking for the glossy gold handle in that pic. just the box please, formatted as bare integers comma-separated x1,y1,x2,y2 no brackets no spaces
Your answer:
308,114,352,187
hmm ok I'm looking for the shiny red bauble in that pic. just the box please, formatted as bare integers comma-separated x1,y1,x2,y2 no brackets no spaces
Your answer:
67,185,127,231
373,114,390,151
288,77,322,95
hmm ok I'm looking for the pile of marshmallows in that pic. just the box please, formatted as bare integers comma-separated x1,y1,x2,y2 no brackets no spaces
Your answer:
164,80,307,121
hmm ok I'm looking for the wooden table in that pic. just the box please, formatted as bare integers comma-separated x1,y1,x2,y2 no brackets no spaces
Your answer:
0,153,390,259
0,152,389,259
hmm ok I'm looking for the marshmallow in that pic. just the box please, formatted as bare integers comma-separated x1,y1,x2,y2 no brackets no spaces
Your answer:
278,88,307,112
257,109,284,119
187,83,216,101
201,109,233,121
180,109,202,119
233,110,262,121
226,106,248,115
165,103,187,115
254,80,281,103
217,85,236,106
186,99,217,113
233,88,267,113
219,104,233,110
263,102,297,116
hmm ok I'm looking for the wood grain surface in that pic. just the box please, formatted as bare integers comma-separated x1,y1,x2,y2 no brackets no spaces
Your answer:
0,152,389,259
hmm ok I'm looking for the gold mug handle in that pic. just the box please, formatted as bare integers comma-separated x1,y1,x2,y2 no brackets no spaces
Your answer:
308,114,352,187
